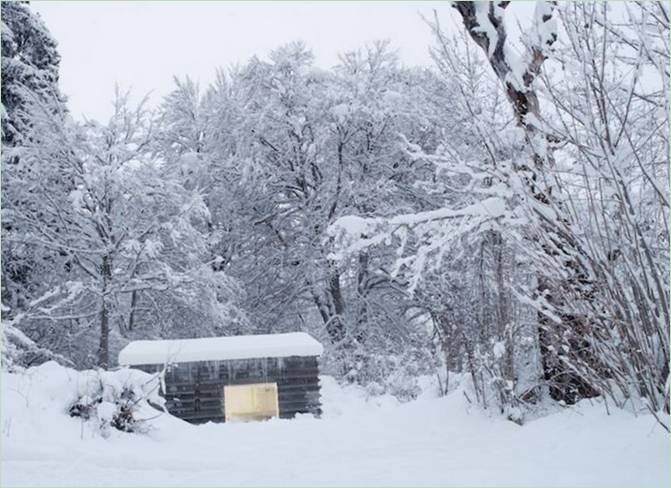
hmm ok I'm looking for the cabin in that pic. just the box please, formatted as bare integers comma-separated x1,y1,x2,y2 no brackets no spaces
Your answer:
118,332,323,423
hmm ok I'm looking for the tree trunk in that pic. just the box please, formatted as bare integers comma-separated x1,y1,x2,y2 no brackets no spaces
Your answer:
97,254,111,369
354,251,369,343
127,289,138,333
326,260,346,344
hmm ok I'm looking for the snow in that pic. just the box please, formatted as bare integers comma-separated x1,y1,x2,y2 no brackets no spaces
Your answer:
329,198,508,242
493,341,506,359
118,332,323,366
1,362,669,487
331,103,350,122
473,2,499,58
533,1,558,52
386,196,508,226
329,197,509,243
327,196,511,264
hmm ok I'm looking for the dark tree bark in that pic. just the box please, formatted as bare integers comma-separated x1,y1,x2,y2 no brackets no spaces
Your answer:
355,251,370,343
97,254,111,369
326,261,346,344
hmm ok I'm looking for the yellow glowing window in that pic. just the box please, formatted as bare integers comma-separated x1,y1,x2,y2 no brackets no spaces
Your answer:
223,382,279,422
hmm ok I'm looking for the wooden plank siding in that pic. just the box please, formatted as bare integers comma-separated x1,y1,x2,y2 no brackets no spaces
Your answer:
134,355,321,423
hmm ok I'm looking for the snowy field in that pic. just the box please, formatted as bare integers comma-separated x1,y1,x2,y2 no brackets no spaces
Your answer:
1,362,669,487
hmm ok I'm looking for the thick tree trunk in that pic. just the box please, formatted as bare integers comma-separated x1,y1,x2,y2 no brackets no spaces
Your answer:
326,261,346,344
97,254,111,369
310,262,346,346
354,251,369,343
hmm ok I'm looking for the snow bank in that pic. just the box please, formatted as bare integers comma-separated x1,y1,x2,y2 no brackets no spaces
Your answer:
118,332,323,366
1,363,669,487
0,361,169,443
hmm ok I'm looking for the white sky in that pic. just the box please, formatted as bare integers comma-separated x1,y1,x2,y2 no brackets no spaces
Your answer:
32,1,534,122
32,1,447,121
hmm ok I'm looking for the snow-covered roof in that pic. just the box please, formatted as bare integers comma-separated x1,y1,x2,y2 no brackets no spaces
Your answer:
118,332,323,366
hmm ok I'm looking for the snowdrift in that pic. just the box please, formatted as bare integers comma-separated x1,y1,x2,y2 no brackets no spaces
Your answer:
1,361,170,441
1,362,669,487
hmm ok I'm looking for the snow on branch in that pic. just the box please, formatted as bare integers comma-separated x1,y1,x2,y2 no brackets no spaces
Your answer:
327,196,520,292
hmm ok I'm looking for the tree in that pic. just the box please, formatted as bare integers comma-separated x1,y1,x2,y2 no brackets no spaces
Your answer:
4,91,244,368
1,1,63,146
448,1,598,404
157,43,441,390
1,0,66,318
536,1,669,415
329,1,669,418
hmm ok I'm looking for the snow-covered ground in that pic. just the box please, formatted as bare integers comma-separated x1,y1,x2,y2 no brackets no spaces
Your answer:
1,362,669,487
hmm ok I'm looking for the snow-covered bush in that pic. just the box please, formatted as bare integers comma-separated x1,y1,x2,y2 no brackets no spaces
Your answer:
326,343,437,401
67,366,166,436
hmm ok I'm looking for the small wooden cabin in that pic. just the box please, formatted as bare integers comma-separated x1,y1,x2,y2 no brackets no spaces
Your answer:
118,332,323,423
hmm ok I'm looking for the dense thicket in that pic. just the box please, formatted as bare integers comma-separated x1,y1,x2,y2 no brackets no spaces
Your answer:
2,2,668,421
332,1,669,421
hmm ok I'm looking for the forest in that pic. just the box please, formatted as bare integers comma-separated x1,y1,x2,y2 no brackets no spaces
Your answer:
1,0,669,430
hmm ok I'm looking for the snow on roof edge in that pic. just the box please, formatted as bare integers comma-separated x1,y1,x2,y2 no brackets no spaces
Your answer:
118,332,323,366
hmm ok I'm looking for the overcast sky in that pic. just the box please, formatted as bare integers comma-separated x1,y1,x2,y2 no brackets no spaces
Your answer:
31,1,450,119
32,1,533,122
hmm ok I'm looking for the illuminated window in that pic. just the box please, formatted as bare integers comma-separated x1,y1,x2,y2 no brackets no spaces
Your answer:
223,382,279,422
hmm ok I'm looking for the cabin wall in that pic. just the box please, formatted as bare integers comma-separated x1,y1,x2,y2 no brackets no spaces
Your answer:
135,356,321,423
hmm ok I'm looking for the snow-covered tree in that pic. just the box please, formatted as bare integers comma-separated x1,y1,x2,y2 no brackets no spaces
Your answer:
3,1,666,418
1,1,67,319
329,1,669,416
4,90,245,368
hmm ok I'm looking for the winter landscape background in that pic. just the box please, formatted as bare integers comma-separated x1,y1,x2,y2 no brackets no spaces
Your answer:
1,1,669,486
